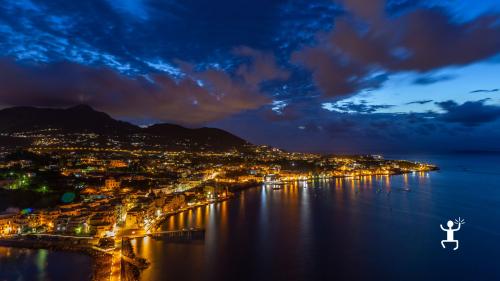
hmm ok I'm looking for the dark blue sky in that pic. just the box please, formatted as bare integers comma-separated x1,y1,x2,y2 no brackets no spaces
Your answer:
1,0,500,153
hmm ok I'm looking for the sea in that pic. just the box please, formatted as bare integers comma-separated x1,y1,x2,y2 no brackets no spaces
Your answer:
1,154,499,281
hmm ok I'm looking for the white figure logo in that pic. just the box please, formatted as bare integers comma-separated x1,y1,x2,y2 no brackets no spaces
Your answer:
440,217,465,250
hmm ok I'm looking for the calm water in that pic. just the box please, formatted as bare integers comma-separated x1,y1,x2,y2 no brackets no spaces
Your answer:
132,154,500,281
0,247,92,281
2,154,500,281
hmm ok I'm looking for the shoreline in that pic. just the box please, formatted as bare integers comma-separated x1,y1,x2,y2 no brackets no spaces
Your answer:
152,193,237,229
0,169,437,281
0,238,111,281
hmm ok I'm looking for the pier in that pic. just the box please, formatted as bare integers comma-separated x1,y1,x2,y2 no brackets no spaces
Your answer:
122,228,206,241
149,228,206,241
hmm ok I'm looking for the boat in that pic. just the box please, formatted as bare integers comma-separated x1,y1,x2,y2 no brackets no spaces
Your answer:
263,174,284,186
397,187,411,192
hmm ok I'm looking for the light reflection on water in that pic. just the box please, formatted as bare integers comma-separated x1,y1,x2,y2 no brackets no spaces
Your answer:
0,247,92,281
2,155,499,281
133,155,500,281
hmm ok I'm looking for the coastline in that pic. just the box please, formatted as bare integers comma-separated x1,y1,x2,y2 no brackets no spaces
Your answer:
0,169,437,281
0,238,110,281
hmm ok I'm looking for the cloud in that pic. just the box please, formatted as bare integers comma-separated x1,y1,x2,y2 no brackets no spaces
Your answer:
406,100,433,105
233,46,290,87
339,0,386,21
0,58,283,125
214,101,500,153
291,46,384,97
322,101,394,113
413,74,455,85
436,100,500,126
261,99,312,122
395,10,500,71
106,0,149,20
318,110,440,149
469,88,499,93
325,117,359,136
0,0,293,66
292,2,500,98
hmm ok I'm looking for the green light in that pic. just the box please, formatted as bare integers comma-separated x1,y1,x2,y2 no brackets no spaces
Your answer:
61,192,76,203
39,185,48,193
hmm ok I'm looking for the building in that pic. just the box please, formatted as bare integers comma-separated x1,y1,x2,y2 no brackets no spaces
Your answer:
109,160,128,168
0,213,17,235
104,178,120,190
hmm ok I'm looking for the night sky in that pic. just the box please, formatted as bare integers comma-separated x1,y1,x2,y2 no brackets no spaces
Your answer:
1,0,500,153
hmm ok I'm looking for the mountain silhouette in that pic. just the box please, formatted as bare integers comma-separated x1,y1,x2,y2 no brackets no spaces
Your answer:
0,105,247,150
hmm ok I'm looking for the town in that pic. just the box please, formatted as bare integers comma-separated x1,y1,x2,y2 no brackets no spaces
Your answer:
0,130,437,280
0,130,437,238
